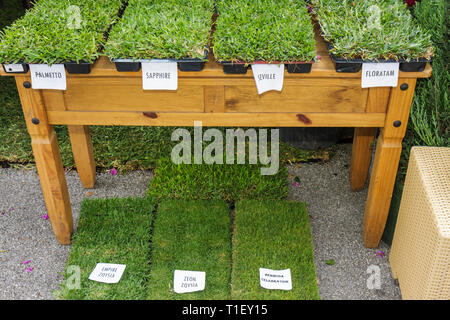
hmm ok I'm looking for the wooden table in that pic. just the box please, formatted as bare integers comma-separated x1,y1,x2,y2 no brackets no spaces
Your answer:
0,33,431,248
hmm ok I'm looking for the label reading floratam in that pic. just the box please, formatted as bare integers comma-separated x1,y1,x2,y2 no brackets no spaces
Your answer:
259,268,292,290
29,64,66,90
142,61,178,90
361,63,399,88
173,270,206,294
251,64,285,94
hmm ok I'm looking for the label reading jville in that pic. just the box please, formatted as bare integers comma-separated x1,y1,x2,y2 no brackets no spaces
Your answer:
251,64,285,94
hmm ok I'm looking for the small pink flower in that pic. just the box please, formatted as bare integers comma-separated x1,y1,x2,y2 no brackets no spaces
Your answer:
376,250,385,258
316,55,322,60
26,267,34,273
21,260,32,265
110,168,117,176
41,214,49,220
293,181,300,188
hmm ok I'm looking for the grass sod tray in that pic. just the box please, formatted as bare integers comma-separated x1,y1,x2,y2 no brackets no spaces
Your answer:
0,0,125,65
213,0,316,63
232,200,320,299
104,0,214,61
311,0,433,62
147,157,289,202
147,200,231,299
57,197,156,300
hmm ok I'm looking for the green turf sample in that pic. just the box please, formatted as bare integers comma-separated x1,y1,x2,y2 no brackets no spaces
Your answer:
214,0,316,63
0,0,125,64
105,0,213,60
148,200,231,299
57,197,156,300
312,0,433,61
232,200,320,299
148,157,288,201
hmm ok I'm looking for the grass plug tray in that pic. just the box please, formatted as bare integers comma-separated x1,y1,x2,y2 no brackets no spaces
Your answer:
218,60,313,74
326,42,431,73
112,50,209,73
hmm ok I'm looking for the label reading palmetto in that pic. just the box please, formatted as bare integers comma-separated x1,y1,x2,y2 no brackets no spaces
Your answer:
29,64,66,90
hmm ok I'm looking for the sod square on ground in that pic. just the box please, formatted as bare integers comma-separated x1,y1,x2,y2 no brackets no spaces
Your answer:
57,197,156,300
232,200,320,299
147,200,231,299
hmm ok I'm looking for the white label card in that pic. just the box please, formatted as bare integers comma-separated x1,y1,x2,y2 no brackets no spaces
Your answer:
3,64,24,73
251,64,285,95
173,270,206,294
88,263,126,284
361,63,399,88
259,268,292,290
29,64,66,90
142,61,178,90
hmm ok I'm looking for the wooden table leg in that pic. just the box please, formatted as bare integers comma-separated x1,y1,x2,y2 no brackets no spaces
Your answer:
363,79,417,248
68,125,96,189
16,77,73,245
350,127,377,191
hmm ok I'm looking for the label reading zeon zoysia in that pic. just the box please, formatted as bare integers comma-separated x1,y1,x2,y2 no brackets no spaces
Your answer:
173,270,206,294
29,64,66,90
361,63,399,88
142,61,178,91
259,268,292,290
251,64,285,94
88,263,126,284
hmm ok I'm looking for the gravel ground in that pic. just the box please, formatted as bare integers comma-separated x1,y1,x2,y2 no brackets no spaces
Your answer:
287,143,401,300
0,143,401,300
0,169,153,300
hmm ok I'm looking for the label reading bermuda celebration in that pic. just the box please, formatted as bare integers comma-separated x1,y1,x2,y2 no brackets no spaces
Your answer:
142,61,178,90
173,270,206,294
88,263,126,284
30,64,66,90
259,268,292,290
251,64,285,94
361,63,399,88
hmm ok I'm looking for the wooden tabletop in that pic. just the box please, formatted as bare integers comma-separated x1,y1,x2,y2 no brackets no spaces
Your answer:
0,28,432,79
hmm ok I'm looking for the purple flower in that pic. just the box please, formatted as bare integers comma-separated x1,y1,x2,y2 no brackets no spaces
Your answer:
307,5,312,13
26,267,34,273
21,260,32,265
1,211,5,216
110,168,118,176
376,250,385,258
293,181,300,188
41,214,49,220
